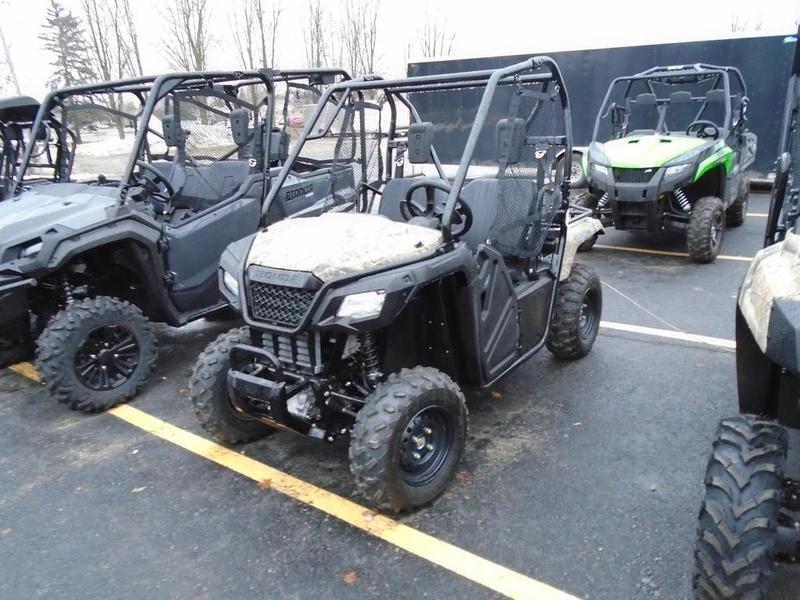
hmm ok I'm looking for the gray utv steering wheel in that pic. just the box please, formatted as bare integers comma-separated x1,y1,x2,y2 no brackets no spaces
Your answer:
686,120,720,140
399,179,473,237
133,160,175,203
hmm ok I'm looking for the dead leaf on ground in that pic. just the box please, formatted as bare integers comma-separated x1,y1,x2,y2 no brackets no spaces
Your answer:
490,390,502,400
456,470,472,483
342,570,358,585
258,479,272,490
178,388,189,396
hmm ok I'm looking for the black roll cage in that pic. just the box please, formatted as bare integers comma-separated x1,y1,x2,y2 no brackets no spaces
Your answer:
10,68,351,199
262,56,572,241
591,64,747,142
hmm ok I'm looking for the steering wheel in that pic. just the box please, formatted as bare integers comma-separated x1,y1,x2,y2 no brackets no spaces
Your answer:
133,160,175,203
399,179,473,237
686,120,720,140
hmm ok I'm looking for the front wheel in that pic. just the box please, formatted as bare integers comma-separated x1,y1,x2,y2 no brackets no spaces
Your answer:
36,296,157,412
692,415,787,599
687,196,725,263
547,264,602,359
189,327,275,443
349,366,468,512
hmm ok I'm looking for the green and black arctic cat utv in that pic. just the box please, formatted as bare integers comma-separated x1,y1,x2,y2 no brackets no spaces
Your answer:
579,64,757,262
692,33,800,599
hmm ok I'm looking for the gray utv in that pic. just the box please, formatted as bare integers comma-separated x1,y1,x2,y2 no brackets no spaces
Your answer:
0,68,353,411
692,31,800,599
190,57,604,512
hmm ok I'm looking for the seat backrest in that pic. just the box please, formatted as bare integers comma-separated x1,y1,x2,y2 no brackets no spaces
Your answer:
459,179,500,250
175,160,252,211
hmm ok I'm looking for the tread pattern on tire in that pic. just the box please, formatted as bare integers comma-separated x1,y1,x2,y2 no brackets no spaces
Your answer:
726,193,748,228
693,415,788,600
189,327,273,443
35,296,157,412
687,196,725,263
546,263,601,359
348,366,467,512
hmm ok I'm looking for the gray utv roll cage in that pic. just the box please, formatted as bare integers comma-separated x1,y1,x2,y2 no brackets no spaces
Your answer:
10,68,351,199
262,56,572,242
591,63,748,142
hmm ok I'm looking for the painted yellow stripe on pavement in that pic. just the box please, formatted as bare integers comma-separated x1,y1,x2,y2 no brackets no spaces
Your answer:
600,320,735,350
107,404,580,600
4,362,579,599
594,244,752,262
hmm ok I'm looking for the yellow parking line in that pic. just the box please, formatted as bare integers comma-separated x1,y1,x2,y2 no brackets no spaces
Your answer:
747,212,767,217
594,244,752,262
600,320,735,350
6,362,579,600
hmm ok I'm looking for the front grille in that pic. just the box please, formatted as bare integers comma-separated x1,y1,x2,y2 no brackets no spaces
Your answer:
248,282,316,326
612,168,655,184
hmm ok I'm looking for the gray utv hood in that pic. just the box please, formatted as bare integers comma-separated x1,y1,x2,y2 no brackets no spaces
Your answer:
0,183,120,251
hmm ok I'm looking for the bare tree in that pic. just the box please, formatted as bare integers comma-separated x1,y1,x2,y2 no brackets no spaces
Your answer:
730,13,764,33
162,0,212,71
304,0,328,69
231,0,282,69
418,9,455,58
338,0,380,75
119,0,144,76
0,25,20,95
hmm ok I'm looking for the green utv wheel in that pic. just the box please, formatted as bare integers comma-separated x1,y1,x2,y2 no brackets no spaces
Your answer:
35,296,157,412
349,366,468,512
190,327,275,443
726,185,749,228
547,264,602,359
687,196,725,264
693,415,788,600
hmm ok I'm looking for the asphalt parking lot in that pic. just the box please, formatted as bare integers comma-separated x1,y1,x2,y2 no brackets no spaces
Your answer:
1,191,797,600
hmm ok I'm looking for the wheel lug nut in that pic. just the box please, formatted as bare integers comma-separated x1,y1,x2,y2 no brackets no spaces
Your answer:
423,427,432,435
412,451,421,460
426,443,433,451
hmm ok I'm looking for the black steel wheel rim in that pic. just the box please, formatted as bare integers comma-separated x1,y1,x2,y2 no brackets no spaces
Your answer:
74,325,140,391
399,405,454,487
578,287,599,339
711,210,723,249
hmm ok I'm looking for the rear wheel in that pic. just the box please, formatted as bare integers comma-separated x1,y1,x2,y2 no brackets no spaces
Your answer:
349,366,467,512
547,264,602,359
190,327,275,443
726,186,749,228
693,415,787,599
687,196,725,263
560,152,588,188
35,296,157,412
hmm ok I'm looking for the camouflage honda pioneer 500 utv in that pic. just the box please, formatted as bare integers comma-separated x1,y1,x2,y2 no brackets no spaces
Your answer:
0,68,352,411
190,57,604,512
579,64,757,262
692,32,800,599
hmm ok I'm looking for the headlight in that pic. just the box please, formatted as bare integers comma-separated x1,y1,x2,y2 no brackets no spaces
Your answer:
19,241,42,258
664,163,691,178
222,270,239,297
591,163,609,178
337,290,386,319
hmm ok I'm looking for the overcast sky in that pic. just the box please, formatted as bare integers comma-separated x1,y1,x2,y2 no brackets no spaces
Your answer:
0,0,798,100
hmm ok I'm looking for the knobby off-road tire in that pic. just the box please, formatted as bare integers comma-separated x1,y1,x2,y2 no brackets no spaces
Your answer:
693,415,788,600
349,366,468,512
688,196,725,263
36,296,157,412
547,264,602,359
726,187,749,228
190,327,274,443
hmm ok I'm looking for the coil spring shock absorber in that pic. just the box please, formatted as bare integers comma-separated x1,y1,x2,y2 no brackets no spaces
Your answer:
674,188,691,213
358,332,383,386
597,192,609,210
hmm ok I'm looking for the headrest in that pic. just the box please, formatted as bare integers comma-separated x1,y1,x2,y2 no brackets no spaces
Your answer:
161,114,184,148
408,122,433,164
705,89,726,104
496,118,526,165
669,91,691,104
229,108,251,146
634,93,657,106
